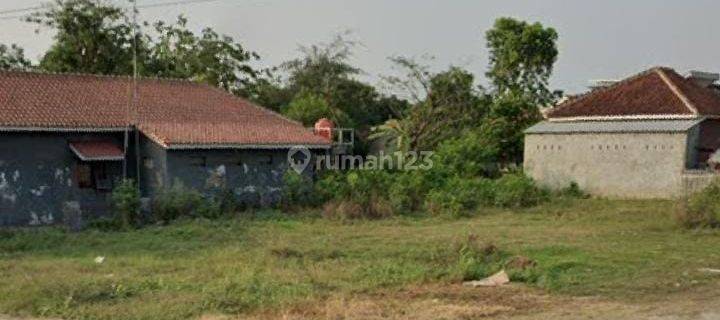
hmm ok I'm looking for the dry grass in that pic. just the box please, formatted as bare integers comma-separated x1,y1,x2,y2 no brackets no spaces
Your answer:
2,199,720,319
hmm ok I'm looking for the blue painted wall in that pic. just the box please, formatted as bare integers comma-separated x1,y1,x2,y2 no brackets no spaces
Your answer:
0,132,125,226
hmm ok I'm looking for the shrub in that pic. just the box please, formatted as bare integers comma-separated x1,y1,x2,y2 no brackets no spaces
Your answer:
281,170,319,209
317,170,396,219
111,179,141,229
450,234,508,281
196,189,239,219
432,130,500,179
493,173,548,208
557,181,588,199
677,180,720,228
152,181,204,222
425,177,495,217
388,170,432,214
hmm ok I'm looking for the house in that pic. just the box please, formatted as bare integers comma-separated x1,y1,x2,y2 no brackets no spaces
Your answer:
0,71,331,226
524,67,720,198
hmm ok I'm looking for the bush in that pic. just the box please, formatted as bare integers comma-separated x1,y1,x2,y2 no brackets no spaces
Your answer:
677,180,720,228
388,170,433,214
432,130,500,179
281,170,320,209
197,189,239,219
111,179,141,229
557,182,588,199
425,177,495,217
152,181,204,222
316,170,396,219
450,234,508,281
493,173,548,208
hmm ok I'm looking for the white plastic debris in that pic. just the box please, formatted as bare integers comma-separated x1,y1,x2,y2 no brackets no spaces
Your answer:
698,268,720,274
95,256,106,264
463,270,510,287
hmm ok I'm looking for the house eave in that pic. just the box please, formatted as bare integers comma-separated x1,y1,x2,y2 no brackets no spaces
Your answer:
0,126,129,132
547,114,702,122
164,143,333,150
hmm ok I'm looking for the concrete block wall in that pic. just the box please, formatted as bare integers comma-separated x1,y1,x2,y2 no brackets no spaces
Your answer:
524,132,690,199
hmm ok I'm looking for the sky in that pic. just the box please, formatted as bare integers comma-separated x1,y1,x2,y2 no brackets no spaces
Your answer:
0,0,719,94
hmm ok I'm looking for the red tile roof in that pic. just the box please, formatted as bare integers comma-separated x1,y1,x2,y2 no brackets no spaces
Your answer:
547,67,720,120
69,141,124,161
0,71,330,148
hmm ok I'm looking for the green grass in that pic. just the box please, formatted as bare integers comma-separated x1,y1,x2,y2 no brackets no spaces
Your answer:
1,199,720,319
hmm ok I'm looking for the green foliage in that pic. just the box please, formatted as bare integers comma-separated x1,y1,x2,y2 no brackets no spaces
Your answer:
481,93,542,164
281,170,319,209
493,173,549,208
146,16,259,91
196,189,240,219
677,180,720,228
387,170,433,214
381,59,490,152
432,130,500,179
152,181,204,222
425,178,495,217
0,44,31,70
282,90,335,126
317,170,396,219
29,0,140,75
451,235,508,281
26,1,258,92
558,182,588,199
486,17,559,105
252,34,405,152
111,179,141,229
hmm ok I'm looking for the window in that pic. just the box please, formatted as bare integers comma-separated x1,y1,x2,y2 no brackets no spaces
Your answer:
76,164,93,189
75,162,112,191
94,164,111,191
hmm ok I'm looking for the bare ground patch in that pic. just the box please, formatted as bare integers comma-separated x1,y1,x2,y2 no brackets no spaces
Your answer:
209,282,720,320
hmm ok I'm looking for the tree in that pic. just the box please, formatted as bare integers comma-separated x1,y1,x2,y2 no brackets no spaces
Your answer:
377,57,489,152
485,17,559,106
483,17,559,164
146,16,259,91
0,44,31,70
27,0,259,92
28,0,141,75
252,33,405,153
482,94,541,164
283,90,335,126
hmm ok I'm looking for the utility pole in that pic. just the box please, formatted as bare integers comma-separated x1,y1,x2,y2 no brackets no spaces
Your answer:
132,0,141,187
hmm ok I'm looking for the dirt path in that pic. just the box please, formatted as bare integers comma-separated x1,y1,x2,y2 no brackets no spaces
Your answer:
5,282,720,320
237,282,720,320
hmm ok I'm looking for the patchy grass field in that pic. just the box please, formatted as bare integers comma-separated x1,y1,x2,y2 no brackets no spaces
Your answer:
1,199,720,319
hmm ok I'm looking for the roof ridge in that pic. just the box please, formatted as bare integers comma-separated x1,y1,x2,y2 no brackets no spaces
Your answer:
547,66,688,118
0,69,195,83
655,68,699,115
548,67,667,116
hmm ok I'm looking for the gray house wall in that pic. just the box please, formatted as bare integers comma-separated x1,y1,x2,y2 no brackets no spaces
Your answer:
163,148,296,206
524,131,691,199
139,135,168,197
0,132,125,225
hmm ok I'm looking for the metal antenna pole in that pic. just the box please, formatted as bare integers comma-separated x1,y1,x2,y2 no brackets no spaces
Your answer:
132,0,141,186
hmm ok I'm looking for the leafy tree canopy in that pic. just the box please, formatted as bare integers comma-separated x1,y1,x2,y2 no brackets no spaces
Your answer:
375,57,490,152
485,17,559,106
0,44,31,70
29,0,139,75
26,0,258,91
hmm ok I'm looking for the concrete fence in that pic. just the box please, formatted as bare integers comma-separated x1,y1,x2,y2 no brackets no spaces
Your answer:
682,170,720,196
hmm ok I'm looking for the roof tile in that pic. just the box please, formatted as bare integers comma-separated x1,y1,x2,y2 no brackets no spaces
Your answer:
0,71,330,148
546,67,720,119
